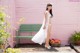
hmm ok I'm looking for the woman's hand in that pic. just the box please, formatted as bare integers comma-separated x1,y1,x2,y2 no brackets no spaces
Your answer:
43,26,46,29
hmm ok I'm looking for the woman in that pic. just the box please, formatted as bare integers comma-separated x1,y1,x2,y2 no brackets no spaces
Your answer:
31,3,53,49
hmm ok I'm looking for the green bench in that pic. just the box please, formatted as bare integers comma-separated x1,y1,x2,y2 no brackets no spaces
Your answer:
15,24,42,46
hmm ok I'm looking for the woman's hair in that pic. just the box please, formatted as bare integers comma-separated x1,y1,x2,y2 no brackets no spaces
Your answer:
46,3,53,18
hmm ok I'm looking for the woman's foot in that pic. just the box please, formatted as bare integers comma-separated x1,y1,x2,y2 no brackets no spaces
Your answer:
45,45,51,49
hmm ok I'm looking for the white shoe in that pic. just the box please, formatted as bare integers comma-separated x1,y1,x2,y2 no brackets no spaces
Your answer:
45,45,51,49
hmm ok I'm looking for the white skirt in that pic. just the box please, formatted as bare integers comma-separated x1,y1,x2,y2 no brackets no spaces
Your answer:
31,19,49,45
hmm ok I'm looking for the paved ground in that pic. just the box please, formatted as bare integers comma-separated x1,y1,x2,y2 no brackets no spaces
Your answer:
15,44,80,53
19,47,77,53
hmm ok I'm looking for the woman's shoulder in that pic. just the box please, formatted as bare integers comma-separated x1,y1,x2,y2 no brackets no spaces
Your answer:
45,11,48,13
44,11,48,14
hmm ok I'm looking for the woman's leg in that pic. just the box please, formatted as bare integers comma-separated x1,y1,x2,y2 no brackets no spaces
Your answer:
45,24,51,47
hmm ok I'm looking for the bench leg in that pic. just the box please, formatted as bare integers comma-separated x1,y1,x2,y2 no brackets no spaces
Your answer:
15,38,20,48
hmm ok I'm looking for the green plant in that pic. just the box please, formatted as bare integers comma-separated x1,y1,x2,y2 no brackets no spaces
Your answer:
0,7,10,45
0,30,10,44
6,48,21,53
69,31,80,45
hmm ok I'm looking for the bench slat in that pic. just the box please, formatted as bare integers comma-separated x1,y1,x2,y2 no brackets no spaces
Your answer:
16,36,33,39
19,24,42,32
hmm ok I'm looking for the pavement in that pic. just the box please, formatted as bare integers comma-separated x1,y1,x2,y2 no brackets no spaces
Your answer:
19,46,80,53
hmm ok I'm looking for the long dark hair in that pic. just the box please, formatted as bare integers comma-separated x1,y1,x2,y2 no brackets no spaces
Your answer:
46,3,53,18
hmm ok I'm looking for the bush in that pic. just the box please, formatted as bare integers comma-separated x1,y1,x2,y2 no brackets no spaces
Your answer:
69,31,80,45
6,48,21,53
0,7,10,45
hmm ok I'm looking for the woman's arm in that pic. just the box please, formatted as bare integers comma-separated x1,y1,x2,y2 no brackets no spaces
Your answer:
43,12,47,29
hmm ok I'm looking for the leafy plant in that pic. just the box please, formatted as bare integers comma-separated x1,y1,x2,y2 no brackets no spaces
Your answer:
0,7,10,45
69,31,80,45
0,30,10,44
6,48,21,53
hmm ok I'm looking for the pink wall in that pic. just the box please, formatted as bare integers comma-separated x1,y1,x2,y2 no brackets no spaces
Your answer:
15,0,80,46
0,0,17,47
0,0,80,47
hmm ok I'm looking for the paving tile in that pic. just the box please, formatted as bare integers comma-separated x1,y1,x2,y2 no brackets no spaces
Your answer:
19,47,76,53
55,47,76,53
74,46,80,52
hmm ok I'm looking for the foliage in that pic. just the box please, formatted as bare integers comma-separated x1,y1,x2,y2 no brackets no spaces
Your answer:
69,31,80,45
0,7,10,45
6,48,21,53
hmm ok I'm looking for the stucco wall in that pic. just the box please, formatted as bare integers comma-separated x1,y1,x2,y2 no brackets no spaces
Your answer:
0,0,80,47
15,0,80,45
0,0,17,47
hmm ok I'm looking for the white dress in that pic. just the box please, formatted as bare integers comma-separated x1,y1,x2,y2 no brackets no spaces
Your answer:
31,11,51,45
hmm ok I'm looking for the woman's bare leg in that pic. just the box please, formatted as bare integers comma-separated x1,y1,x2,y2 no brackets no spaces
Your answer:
45,24,51,47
